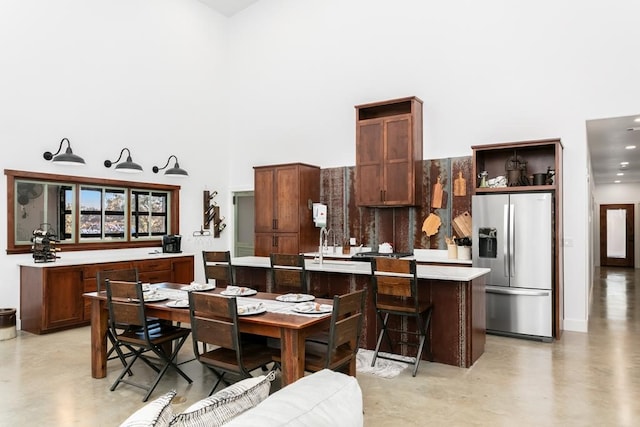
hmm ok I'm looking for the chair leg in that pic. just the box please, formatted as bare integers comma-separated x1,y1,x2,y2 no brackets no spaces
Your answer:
372,313,392,367
411,308,433,377
110,349,144,392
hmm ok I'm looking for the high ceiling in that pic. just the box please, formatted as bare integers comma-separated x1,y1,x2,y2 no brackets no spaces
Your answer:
198,0,259,17
587,114,640,186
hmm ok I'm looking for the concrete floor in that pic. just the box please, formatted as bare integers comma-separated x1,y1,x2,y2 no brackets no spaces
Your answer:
1,266,638,426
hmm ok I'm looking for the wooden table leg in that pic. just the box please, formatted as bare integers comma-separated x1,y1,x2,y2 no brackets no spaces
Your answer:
280,328,304,386
90,299,108,379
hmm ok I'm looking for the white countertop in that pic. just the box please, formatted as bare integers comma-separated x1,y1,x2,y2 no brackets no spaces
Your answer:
16,248,194,268
231,256,489,282
409,249,473,265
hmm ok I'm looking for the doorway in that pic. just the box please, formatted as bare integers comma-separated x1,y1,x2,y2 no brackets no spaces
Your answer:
599,204,635,268
233,191,254,257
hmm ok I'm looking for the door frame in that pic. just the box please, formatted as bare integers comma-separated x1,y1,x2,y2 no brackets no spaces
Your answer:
233,191,254,257
599,203,634,268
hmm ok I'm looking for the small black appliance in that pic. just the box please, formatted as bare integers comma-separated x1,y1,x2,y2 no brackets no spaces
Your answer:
162,234,182,253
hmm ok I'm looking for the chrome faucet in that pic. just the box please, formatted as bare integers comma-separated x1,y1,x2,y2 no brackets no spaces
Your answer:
319,227,329,265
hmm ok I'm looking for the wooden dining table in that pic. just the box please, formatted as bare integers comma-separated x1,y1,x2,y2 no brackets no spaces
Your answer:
83,283,337,386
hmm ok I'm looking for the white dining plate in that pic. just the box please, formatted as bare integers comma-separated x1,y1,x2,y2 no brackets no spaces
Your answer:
166,300,189,308
237,306,266,316
220,288,258,297
182,284,215,291
143,295,168,302
275,293,315,303
292,302,333,314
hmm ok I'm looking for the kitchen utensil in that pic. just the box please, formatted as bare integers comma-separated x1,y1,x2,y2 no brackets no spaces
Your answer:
453,171,466,196
422,213,441,236
431,176,443,208
452,211,472,238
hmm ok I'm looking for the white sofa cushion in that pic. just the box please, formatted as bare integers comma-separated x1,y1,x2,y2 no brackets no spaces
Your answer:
169,374,272,427
225,369,363,426
119,390,176,427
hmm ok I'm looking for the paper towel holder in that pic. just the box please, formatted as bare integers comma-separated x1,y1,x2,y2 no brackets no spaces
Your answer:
312,202,327,228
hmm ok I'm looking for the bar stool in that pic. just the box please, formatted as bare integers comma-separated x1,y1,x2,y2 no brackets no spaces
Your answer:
370,257,433,377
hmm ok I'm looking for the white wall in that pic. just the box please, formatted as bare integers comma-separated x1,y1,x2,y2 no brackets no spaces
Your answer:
226,0,640,333
2,0,640,334
0,0,236,320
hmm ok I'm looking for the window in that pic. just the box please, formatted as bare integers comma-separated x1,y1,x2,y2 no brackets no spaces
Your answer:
5,169,181,254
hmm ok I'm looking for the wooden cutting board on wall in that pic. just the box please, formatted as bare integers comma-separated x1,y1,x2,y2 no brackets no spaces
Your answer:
452,211,472,238
431,176,443,208
453,171,466,196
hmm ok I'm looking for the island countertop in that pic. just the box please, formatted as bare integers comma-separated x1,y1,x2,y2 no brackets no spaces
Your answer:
231,256,489,281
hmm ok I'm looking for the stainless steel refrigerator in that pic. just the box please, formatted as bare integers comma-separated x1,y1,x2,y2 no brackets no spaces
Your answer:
472,192,553,341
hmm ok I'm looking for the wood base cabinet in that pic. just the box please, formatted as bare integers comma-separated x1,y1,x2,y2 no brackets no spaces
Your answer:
20,254,194,334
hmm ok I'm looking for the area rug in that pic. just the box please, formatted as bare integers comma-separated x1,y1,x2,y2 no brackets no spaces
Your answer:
355,348,413,378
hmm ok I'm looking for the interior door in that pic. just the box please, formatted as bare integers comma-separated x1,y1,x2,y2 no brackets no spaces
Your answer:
234,191,254,257
600,204,634,267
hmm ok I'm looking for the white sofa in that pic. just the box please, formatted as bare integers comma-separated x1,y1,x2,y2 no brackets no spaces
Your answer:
120,369,363,427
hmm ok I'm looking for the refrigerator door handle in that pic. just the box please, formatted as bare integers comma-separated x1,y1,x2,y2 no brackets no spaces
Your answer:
487,286,550,297
503,203,509,277
509,203,515,278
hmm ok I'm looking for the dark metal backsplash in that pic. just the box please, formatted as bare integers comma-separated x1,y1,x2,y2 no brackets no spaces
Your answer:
319,156,472,252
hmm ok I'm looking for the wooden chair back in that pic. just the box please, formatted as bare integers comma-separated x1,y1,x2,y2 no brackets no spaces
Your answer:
105,279,146,330
202,251,234,286
328,289,365,353
189,292,240,353
371,258,417,299
270,253,307,294
97,268,139,292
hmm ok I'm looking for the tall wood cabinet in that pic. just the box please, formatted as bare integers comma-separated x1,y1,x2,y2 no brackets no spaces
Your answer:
355,96,423,207
472,138,563,338
254,163,320,256
19,254,194,334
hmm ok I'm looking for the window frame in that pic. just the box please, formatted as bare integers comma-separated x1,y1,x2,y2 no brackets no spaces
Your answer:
5,169,181,254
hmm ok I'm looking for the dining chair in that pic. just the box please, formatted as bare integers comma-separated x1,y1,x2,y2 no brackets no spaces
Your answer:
188,291,274,396
370,257,433,377
202,250,234,287
105,279,193,402
305,289,366,373
96,268,140,371
269,253,308,294
273,289,366,374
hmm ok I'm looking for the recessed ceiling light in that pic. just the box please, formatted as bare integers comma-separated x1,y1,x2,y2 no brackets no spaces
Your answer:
617,172,624,176
620,161,629,166
635,117,640,123
614,180,621,183
626,145,637,149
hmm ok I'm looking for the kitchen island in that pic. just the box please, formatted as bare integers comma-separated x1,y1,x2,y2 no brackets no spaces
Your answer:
231,256,489,368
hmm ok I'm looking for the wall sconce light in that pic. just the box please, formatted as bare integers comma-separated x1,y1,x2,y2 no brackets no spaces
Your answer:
43,138,85,166
152,155,188,177
104,148,143,173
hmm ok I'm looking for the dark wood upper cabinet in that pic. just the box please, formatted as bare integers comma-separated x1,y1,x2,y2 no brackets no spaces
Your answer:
355,96,423,207
254,163,320,256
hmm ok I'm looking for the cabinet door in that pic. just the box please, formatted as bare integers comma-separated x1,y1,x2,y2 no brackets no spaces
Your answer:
44,268,84,330
274,233,300,255
383,115,413,205
255,233,299,256
171,256,195,283
254,168,275,233
255,233,275,257
274,166,300,232
356,119,384,206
